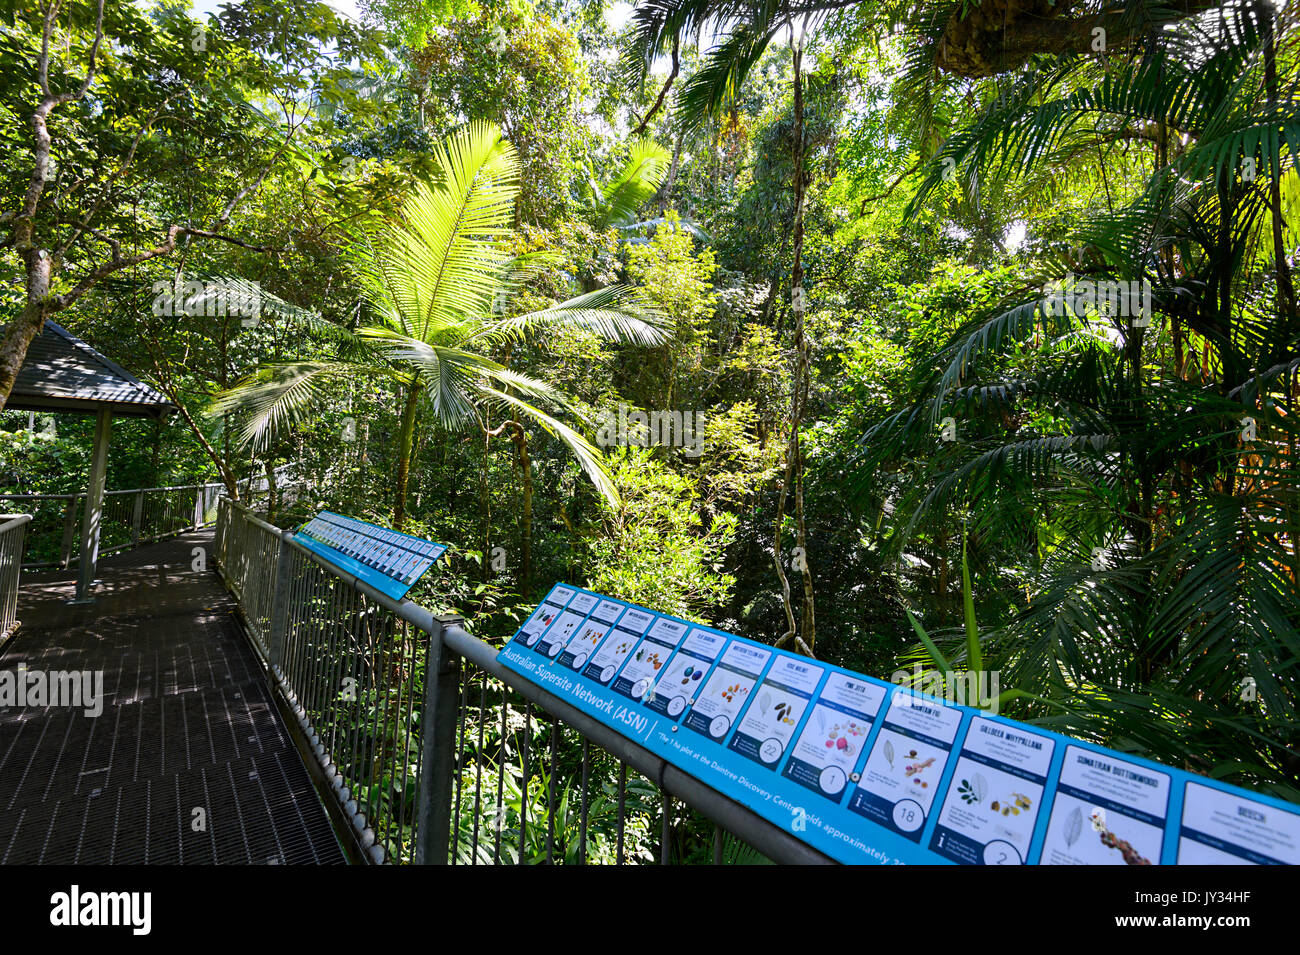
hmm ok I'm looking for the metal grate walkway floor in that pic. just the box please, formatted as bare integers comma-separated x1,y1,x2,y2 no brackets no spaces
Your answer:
0,531,346,864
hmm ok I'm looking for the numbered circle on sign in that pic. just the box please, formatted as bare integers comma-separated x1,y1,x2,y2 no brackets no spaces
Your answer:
982,839,1022,865
818,766,846,795
572,653,588,670
709,715,730,739
600,664,617,683
759,738,783,764
667,695,687,717
892,798,924,833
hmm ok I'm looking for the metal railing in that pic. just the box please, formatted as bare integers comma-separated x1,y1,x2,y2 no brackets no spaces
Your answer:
215,497,832,865
0,480,267,569
0,514,30,640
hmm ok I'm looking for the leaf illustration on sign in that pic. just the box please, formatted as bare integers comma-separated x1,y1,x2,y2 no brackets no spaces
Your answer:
1065,806,1084,848
884,739,895,770
973,773,988,803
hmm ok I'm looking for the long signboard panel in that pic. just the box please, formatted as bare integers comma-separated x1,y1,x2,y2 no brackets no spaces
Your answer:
499,583,1300,865
294,511,446,601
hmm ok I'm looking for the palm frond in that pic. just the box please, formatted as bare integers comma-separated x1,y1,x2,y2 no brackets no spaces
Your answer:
484,387,620,509
473,286,669,348
596,139,673,230
209,360,398,450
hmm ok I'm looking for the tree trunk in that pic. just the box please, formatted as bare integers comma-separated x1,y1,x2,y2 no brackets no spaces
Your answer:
393,380,422,530
264,458,279,524
1264,5,1297,329
657,128,685,217
479,421,492,584
508,422,533,597
0,270,52,411
772,15,816,656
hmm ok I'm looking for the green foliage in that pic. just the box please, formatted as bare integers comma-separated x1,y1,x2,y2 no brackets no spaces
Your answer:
214,120,666,512
409,4,592,222
585,448,737,623
5,0,1300,849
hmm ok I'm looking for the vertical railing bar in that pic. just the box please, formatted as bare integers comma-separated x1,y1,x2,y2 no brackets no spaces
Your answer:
323,583,351,764
324,573,345,721
616,761,627,865
267,531,294,665
290,565,315,708
344,590,370,826
302,570,326,725
579,739,590,866
471,672,486,865
283,548,305,697
312,566,338,764
398,612,419,863
713,825,724,865
393,608,415,864
307,568,328,712
495,684,507,865
361,596,387,845
392,611,414,862
406,618,423,863
450,657,470,863
377,607,402,861
546,718,559,865
305,571,330,723
660,793,671,865
519,700,530,865
283,556,303,699
332,583,359,769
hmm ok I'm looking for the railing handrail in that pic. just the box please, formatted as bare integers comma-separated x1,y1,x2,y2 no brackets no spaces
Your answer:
0,514,33,534
1,512,28,641
0,480,255,500
215,496,832,866
7,481,276,572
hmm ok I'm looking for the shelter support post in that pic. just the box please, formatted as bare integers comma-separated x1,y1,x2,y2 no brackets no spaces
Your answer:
74,409,112,601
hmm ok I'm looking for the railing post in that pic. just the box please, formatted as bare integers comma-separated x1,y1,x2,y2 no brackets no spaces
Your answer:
130,490,144,546
267,531,295,667
415,614,464,865
193,487,203,529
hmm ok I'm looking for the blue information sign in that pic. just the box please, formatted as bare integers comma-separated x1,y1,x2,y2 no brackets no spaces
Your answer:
294,511,446,601
499,583,1300,865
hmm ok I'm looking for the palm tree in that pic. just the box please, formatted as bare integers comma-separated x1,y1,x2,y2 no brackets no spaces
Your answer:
213,122,666,585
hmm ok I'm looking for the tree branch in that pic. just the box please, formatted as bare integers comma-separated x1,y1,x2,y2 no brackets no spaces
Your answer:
857,159,921,215
631,34,679,137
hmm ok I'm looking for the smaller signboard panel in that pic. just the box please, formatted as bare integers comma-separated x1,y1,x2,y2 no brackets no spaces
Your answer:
498,583,1300,866
294,511,446,601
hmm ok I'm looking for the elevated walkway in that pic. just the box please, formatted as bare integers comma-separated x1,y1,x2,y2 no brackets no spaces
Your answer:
0,532,345,864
